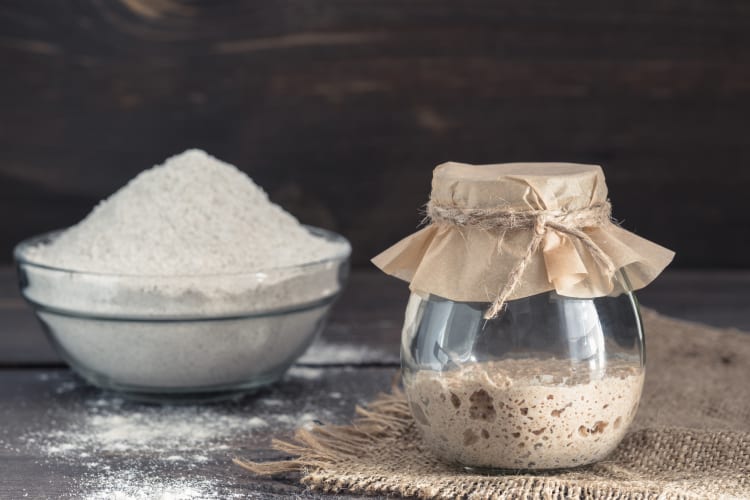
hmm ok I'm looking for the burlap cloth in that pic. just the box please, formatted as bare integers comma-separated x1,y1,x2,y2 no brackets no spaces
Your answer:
239,309,750,499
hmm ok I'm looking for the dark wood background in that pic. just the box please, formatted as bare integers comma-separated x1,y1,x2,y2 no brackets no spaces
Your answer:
2,0,749,269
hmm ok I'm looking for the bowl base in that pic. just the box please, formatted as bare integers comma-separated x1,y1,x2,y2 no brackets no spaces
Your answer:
81,375,284,405
109,386,265,404
67,358,287,405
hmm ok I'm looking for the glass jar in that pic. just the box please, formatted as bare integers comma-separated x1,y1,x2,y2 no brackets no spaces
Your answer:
375,162,672,470
401,271,644,471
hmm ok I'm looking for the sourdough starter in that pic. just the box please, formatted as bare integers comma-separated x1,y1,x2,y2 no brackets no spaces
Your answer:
405,359,644,469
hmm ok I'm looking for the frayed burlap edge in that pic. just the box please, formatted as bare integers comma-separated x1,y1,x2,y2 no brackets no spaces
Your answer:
235,389,409,476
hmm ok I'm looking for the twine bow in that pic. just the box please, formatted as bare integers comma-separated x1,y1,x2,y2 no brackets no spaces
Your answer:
426,200,617,319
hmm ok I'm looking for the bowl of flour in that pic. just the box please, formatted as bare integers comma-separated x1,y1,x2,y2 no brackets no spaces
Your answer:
14,150,351,400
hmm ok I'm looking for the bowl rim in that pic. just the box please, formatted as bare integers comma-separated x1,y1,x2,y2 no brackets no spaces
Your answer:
26,292,341,322
14,225,352,278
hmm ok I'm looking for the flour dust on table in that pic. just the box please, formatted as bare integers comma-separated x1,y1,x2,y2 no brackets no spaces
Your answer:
19,374,337,457
6,371,347,499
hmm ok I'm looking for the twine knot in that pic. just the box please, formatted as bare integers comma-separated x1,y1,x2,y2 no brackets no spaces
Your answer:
426,200,617,319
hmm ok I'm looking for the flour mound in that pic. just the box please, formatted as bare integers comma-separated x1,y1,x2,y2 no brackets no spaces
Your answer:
26,149,343,274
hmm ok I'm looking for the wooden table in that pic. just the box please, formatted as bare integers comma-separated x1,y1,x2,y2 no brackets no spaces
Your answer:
1,268,748,498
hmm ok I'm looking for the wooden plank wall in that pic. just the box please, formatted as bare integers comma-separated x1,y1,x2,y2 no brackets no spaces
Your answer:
1,1,749,268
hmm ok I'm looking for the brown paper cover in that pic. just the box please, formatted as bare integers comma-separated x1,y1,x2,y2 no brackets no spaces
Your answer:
372,162,674,302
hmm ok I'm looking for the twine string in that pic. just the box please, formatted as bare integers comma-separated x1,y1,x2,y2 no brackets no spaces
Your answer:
426,200,616,319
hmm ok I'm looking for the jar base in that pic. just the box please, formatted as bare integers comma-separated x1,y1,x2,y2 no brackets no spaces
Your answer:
460,459,599,474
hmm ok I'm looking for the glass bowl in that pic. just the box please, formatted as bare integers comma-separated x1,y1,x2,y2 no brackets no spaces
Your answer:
14,226,350,402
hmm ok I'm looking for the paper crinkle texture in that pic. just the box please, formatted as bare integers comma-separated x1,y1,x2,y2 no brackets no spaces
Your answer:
372,162,675,302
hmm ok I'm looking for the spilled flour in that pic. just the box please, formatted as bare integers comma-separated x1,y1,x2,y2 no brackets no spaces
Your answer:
82,474,227,500
28,393,331,459
299,340,393,365
40,404,268,455
12,371,346,499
